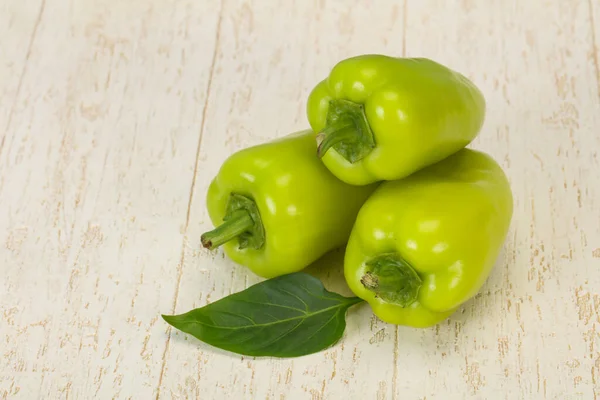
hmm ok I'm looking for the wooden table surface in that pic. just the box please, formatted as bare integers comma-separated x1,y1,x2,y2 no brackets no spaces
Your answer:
2,0,599,399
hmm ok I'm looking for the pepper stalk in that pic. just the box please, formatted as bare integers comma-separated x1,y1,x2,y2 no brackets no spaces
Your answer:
201,193,265,251
361,254,422,307
316,99,376,163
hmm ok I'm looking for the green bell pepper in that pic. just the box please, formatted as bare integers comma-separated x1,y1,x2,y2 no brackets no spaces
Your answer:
344,149,513,327
307,54,486,185
201,130,378,279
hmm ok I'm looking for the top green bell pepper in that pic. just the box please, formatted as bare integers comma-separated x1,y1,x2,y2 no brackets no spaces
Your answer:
307,54,486,185
343,148,513,327
201,129,378,279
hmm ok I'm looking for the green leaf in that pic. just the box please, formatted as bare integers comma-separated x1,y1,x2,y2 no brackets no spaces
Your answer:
162,273,363,358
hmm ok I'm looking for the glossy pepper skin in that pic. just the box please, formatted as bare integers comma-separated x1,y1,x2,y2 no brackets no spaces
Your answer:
202,130,378,279
307,54,486,185
344,149,513,327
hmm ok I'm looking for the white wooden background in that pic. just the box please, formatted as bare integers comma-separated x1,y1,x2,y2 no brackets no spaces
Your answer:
1,0,599,398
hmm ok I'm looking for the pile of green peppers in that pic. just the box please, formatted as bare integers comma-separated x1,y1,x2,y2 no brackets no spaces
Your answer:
201,54,513,328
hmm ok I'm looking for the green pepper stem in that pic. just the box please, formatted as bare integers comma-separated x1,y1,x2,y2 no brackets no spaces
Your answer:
201,210,254,250
315,99,376,163
316,125,357,158
361,255,422,307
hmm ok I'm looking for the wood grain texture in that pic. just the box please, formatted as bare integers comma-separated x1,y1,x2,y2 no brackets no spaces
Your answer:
0,0,45,156
0,0,221,398
1,0,599,399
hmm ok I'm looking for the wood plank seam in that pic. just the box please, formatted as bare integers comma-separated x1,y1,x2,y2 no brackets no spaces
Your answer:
154,1,225,398
393,3,407,398
401,0,407,59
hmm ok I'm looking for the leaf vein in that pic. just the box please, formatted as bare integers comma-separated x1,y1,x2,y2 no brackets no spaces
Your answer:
251,319,304,351
176,303,350,330
277,288,309,313
297,283,343,303
233,299,305,314
295,310,342,348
